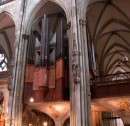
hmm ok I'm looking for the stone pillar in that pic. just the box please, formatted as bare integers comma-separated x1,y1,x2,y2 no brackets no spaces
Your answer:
6,58,14,126
80,19,92,126
92,111,102,126
55,119,62,126
70,1,81,126
9,0,28,125
70,0,92,125
10,35,29,126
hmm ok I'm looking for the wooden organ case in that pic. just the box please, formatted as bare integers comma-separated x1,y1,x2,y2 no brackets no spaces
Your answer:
23,14,69,103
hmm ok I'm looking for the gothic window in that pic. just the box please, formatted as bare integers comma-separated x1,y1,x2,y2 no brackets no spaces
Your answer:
0,49,8,72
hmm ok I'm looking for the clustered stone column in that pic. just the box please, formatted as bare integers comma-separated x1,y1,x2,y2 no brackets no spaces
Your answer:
11,35,29,126
70,0,92,125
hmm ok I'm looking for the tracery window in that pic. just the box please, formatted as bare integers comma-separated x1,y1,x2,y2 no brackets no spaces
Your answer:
0,49,8,72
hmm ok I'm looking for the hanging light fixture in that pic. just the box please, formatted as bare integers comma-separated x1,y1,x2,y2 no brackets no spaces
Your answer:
29,97,34,102
43,121,48,126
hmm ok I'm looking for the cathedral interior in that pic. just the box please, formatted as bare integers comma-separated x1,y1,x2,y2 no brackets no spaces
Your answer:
0,0,130,126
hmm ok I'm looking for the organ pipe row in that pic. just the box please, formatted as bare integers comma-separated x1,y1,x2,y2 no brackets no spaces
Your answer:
24,14,69,102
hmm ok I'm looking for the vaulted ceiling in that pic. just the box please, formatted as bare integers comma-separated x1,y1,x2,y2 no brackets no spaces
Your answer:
32,1,67,34
87,0,130,75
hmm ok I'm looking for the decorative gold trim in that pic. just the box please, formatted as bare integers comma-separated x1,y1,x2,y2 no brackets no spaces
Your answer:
117,101,130,113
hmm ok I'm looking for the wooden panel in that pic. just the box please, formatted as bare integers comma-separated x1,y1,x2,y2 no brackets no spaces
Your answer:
25,64,34,83
64,69,69,88
108,85,118,96
119,83,129,94
56,59,64,80
53,79,63,101
33,68,40,90
38,68,48,87
34,89,44,101
48,65,55,88
97,86,108,98
23,83,34,103
33,67,48,90
44,89,54,101
24,82,48,103
91,82,130,99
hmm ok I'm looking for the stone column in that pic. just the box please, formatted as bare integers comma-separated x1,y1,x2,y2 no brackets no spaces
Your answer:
55,119,62,126
79,19,92,126
10,35,29,126
9,0,28,125
70,1,81,126
6,58,14,126
70,0,92,125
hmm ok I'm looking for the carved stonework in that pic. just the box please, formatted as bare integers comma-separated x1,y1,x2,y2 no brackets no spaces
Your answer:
79,19,86,26
72,33,80,84
117,101,130,113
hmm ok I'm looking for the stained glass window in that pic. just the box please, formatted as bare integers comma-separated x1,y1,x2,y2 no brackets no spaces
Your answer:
0,52,8,72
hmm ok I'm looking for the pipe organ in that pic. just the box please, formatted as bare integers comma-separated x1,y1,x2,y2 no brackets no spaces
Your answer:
24,14,69,103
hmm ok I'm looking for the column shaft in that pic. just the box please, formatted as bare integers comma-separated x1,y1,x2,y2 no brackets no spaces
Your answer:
70,0,92,125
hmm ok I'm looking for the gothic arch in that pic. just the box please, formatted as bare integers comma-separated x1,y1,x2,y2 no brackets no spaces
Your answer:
25,0,70,34
0,11,15,63
79,0,89,19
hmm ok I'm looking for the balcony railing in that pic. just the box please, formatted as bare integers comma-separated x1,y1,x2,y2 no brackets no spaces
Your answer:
90,72,130,99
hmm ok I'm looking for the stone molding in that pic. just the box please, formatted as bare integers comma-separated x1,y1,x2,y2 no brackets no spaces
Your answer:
72,33,80,84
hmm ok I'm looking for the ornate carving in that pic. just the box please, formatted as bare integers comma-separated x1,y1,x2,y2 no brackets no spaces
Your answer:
82,20,86,26
79,19,83,25
22,34,29,40
48,106,60,118
79,19,86,26
72,33,80,84
117,101,130,113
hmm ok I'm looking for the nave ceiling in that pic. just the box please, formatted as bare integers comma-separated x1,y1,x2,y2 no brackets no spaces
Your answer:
87,0,130,75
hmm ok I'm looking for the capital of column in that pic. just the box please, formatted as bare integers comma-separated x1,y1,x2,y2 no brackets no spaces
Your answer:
79,19,87,26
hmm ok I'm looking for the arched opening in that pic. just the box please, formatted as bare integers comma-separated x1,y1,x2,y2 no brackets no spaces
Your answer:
23,1,70,125
0,12,15,126
22,107,55,126
86,0,130,126
91,103,125,126
63,118,70,126
102,111,123,126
